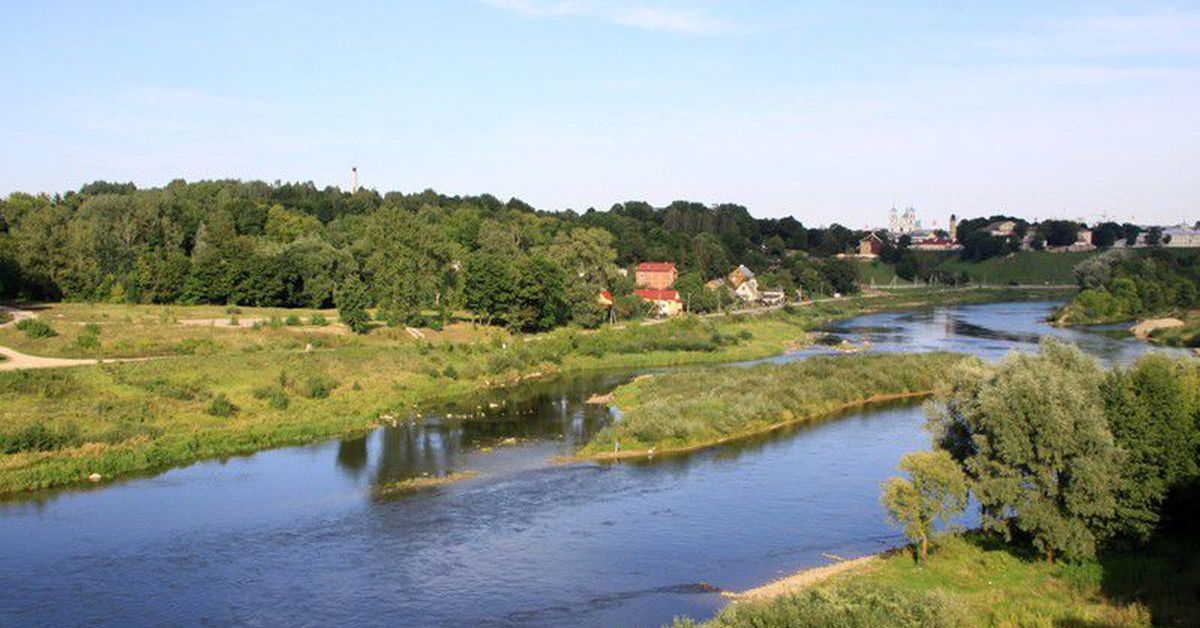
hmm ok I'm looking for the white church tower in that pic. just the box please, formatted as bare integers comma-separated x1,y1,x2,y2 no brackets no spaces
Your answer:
350,167,359,194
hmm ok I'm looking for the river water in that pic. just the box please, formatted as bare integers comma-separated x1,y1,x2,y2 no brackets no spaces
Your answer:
0,301,1181,627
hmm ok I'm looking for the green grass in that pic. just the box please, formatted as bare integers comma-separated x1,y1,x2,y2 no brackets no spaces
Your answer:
673,531,1197,627
578,352,970,456
854,259,918,286
0,288,1055,494
928,250,1100,285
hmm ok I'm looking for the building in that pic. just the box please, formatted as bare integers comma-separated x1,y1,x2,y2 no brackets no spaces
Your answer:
635,262,677,290
761,290,785,306
597,290,614,307
910,238,960,252
948,214,958,241
727,265,760,302
1164,226,1200,248
857,233,885,257
888,206,919,235
986,220,1018,237
633,288,683,317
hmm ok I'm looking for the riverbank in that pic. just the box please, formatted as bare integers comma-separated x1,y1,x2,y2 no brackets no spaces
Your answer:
576,353,969,458
0,288,1055,495
675,531,1197,627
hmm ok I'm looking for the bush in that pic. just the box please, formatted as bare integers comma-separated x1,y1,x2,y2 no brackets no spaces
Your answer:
309,313,328,326
252,386,290,410
15,318,56,339
76,327,100,350
442,365,459,379
302,374,337,399
172,338,220,355
206,393,238,417
285,314,302,326
0,422,80,454
267,316,284,329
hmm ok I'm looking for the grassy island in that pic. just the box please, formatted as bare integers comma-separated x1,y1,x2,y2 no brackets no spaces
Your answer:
578,352,969,458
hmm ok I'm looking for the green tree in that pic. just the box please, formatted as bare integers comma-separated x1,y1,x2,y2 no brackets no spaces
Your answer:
336,276,371,334
928,340,1120,563
880,450,968,562
1103,355,1200,540
364,207,454,326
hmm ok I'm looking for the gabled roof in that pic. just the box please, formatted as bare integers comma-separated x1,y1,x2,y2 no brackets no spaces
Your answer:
636,262,677,273
634,289,680,301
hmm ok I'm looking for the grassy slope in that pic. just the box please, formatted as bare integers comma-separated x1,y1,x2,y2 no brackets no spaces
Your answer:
853,259,917,286
930,250,1098,285
0,288,1051,494
578,352,969,456
678,531,1198,627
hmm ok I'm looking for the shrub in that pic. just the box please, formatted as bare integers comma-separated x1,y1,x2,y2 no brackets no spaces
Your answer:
442,365,459,379
268,316,284,329
309,313,329,326
224,305,242,315
285,314,302,326
0,422,80,454
76,326,100,350
15,318,56,339
302,375,337,399
252,386,291,410
206,393,238,417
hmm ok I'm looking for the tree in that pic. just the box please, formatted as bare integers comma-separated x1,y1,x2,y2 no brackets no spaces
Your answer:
928,340,1120,563
363,207,454,326
336,276,371,334
463,253,516,325
881,450,968,562
1102,355,1200,540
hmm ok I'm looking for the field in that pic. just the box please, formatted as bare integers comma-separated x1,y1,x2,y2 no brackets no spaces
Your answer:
578,352,969,457
674,530,1198,627
928,250,1099,285
0,288,1060,494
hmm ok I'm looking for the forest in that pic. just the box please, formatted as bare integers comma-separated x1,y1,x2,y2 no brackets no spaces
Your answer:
0,180,863,332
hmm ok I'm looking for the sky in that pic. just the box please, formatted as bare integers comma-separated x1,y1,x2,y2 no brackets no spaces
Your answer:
1,1,1198,227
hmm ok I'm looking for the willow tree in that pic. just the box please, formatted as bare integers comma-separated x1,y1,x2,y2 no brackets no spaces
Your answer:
881,450,968,562
928,339,1120,563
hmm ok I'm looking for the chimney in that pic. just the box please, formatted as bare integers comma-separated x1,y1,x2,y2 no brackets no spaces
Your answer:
350,167,359,194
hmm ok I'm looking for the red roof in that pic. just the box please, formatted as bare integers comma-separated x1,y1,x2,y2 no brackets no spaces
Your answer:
634,289,680,301
636,262,677,273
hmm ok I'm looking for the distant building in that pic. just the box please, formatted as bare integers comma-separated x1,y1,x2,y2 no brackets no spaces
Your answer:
761,290,785,307
635,262,677,290
1164,226,1200,248
888,206,919,235
727,265,760,302
949,214,958,241
633,289,683,317
857,233,885,257
597,290,614,307
986,220,1018,237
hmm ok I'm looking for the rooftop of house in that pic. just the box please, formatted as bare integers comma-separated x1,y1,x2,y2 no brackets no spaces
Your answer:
634,288,680,301
636,262,677,273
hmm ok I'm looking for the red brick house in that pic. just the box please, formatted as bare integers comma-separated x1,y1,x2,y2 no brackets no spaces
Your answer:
635,262,677,290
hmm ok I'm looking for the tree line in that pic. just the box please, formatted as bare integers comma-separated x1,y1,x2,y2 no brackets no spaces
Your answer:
0,179,863,331
1060,249,1200,324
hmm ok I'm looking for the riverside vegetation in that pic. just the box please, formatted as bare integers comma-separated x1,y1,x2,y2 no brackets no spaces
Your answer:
577,352,969,457
0,288,1046,494
672,340,1200,626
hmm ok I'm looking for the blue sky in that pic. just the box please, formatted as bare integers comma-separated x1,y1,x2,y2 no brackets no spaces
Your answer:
1,1,1197,227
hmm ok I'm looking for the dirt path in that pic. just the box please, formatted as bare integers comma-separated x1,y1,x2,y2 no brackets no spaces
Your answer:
0,345,107,371
0,305,36,328
722,554,879,602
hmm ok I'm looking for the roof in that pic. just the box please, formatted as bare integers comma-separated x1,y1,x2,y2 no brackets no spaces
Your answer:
733,264,755,278
634,289,680,302
636,262,677,273
861,232,884,242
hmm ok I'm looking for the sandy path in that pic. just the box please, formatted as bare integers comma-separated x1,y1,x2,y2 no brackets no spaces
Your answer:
723,554,879,602
0,305,36,328
0,345,106,371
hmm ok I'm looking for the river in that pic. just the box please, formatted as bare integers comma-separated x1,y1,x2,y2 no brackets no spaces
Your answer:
0,301,1181,627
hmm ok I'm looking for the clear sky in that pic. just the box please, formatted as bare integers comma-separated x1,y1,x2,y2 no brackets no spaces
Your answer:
2,1,1197,227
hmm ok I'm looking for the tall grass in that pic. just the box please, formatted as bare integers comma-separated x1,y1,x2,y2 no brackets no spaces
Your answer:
580,353,969,455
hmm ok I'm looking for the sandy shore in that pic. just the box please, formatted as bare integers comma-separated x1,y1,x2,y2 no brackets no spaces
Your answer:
724,554,880,602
